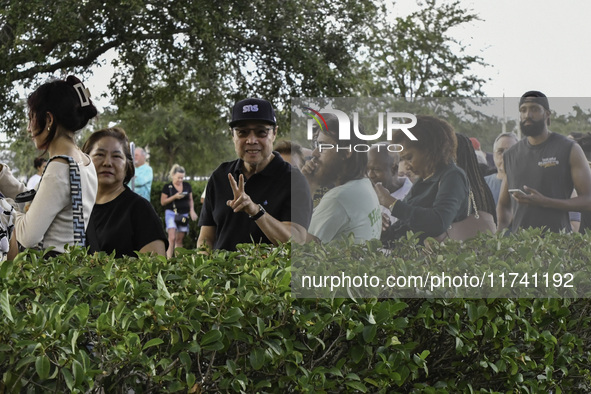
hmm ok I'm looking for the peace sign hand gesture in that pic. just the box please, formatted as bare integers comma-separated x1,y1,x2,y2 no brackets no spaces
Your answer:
227,173,259,216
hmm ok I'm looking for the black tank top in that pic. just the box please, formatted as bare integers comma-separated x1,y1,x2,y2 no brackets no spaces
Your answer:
504,132,574,232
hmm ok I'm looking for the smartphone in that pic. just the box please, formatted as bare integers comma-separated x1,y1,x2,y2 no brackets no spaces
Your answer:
508,188,527,197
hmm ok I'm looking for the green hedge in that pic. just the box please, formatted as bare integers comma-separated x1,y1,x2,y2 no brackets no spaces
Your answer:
0,232,590,392
292,229,591,299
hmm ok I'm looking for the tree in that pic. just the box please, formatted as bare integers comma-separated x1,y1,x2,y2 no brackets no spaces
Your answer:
550,105,591,137
0,0,379,133
2,0,490,174
359,0,487,98
6,129,42,179
115,104,235,179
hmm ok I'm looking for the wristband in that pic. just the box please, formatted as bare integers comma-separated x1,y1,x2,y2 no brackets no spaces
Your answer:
249,204,266,221
388,200,397,212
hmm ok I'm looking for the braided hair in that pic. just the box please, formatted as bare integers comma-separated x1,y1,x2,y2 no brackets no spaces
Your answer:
455,133,497,224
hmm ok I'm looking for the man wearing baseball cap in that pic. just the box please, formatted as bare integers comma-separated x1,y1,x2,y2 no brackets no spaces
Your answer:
497,91,591,233
197,98,312,251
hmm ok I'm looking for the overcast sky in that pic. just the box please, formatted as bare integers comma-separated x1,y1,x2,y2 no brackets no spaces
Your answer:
418,0,591,98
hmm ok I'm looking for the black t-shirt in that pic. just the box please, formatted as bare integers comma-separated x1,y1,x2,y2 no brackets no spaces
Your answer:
198,151,312,251
161,182,193,213
87,187,168,257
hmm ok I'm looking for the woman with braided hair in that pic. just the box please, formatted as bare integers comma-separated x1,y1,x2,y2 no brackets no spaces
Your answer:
455,133,497,225
0,76,99,257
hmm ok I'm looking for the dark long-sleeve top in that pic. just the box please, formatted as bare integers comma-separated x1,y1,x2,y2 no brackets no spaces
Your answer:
389,162,469,239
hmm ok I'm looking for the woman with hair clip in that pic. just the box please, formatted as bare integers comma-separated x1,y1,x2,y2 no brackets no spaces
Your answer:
0,76,98,257
82,127,167,257
161,164,198,258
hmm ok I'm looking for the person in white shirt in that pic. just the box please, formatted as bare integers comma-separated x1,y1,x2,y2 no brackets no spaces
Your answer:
0,76,98,258
302,113,382,243
26,157,47,190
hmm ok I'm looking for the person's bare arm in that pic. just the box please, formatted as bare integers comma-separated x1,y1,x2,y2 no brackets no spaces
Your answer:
227,174,305,245
160,191,184,206
6,235,18,260
512,144,591,211
570,189,581,233
250,216,306,245
188,192,198,221
301,157,320,195
138,240,166,256
496,176,513,233
197,225,216,250
374,182,396,208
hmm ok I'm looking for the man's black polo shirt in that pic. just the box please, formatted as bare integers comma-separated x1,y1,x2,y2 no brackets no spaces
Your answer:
198,152,312,250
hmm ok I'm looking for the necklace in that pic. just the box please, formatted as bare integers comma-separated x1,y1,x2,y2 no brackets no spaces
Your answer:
423,172,435,181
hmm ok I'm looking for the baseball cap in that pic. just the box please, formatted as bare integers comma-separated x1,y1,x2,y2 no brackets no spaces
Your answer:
469,137,480,151
229,98,277,127
519,91,550,111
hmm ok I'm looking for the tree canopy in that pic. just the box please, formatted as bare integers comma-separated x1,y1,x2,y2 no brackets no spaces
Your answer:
1,0,377,129
115,104,236,179
362,0,487,98
1,0,490,175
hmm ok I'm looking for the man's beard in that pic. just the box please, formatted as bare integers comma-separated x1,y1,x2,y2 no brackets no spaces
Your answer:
520,118,546,137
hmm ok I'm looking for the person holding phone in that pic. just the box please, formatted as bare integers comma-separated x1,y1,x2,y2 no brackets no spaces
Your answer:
508,189,527,197
375,115,470,244
161,164,198,258
497,91,591,233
